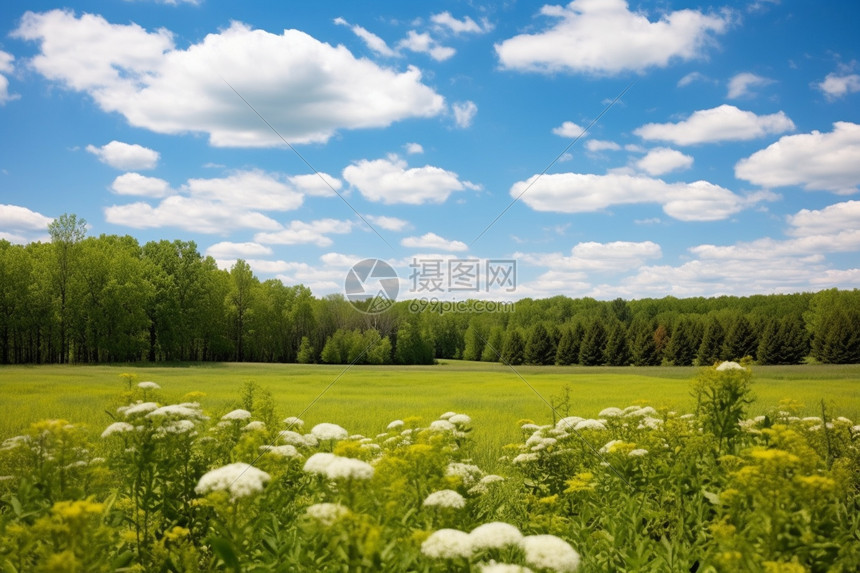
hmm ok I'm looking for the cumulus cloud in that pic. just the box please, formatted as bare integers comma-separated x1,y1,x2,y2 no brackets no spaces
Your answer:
817,71,860,101
512,172,749,221
254,219,353,247
404,142,424,154
636,147,693,175
398,30,455,61
518,241,662,272
727,72,773,98
86,141,160,170
495,0,728,75
677,71,710,87
15,10,445,147
110,173,171,197
787,200,860,243
401,232,467,252
452,101,477,128
735,122,860,194
343,155,479,205
552,121,587,138
104,197,282,233
0,204,53,243
634,105,795,145
431,12,490,35
334,17,396,57
0,51,19,104
287,173,343,198
366,215,409,232
185,170,304,211
585,139,621,152
205,241,273,259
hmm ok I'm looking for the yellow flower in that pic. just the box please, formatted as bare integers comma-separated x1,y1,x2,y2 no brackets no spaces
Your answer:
762,561,808,573
52,499,104,520
164,526,191,542
795,475,836,492
749,447,800,465
564,472,595,494
538,494,558,505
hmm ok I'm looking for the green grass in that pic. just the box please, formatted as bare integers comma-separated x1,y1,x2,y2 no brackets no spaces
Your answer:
2,361,859,468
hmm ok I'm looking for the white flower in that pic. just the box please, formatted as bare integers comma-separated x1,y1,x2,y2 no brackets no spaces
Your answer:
469,522,523,550
638,416,663,430
279,430,314,447
716,361,745,371
439,411,457,420
628,449,648,457
556,417,584,431
521,423,540,432
625,406,657,418
303,452,337,474
119,402,159,417
101,422,135,438
598,407,624,418
260,444,300,458
599,440,622,454
147,404,207,420
479,562,534,573
283,416,304,428
157,420,196,435
835,416,852,424
423,489,466,509
305,503,349,527
521,534,580,572
324,457,374,480
445,462,484,485
310,423,348,441
449,414,472,426
195,463,270,500
242,421,266,432
512,453,539,464
574,419,606,431
421,528,473,559
852,424,860,434
531,438,557,451
137,381,160,390
221,409,252,421
480,474,505,484
430,420,456,432
387,419,404,430
525,432,546,447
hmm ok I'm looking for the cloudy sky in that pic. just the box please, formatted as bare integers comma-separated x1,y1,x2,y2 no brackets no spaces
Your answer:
1,0,859,301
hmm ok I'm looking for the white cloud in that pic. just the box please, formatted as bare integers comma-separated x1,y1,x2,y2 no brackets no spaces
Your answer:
452,100,477,128
495,0,728,75
287,173,342,198
636,147,693,175
735,122,860,194
431,12,490,35
404,142,424,154
585,139,621,152
205,241,273,259
512,172,749,221
111,173,171,197
343,155,479,205
334,17,396,57
185,170,304,211
104,197,282,233
677,71,709,87
366,215,409,232
0,51,19,105
0,204,53,233
398,30,455,61
787,200,860,242
518,240,662,272
401,232,467,252
15,11,445,147
635,104,795,145
254,219,353,247
552,121,586,138
727,72,773,98
817,72,860,101
86,141,160,170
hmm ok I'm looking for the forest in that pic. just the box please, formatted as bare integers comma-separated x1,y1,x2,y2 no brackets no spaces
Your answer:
1,214,859,366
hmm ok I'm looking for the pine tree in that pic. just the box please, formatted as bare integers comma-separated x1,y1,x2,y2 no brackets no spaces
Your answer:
481,326,505,362
724,315,758,360
630,319,660,366
814,310,860,364
555,326,578,365
578,320,607,366
461,321,485,362
296,336,315,363
501,329,525,365
604,321,630,366
525,323,555,365
777,315,809,364
756,318,781,365
666,318,698,366
697,317,725,366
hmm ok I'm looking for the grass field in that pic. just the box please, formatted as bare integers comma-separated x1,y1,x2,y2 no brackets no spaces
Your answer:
2,361,858,468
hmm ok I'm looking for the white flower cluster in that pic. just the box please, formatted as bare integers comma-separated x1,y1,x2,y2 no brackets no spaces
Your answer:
260,444,300,458
445,462,484,486
303,452,374,480
137,381,160,390
221,409,252,421
146,403,207,421
279,430,318,448
310,423,349,441
305,502,350,527
423,489,466,509
283,416,304,428
101,421,135,438
118,401,159,417
521,534,580,572
195,463,270,500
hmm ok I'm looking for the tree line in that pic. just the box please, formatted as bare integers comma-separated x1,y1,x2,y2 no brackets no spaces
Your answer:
1,215,859,366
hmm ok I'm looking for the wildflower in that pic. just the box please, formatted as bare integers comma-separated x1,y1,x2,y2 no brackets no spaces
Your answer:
221,409,252,421
101,422,135,438
574,419,606,431
480,474,505,484
531,438,557,451
556,417,584,431
430,420,456,432
423,489,466,509
195,463,270,500
137,381,160,390
119,402,159,417
625,406,657,418
628,449,648,457
521,534,580,572
449,413,472,426
512,453,539,464
279,430,309,447
260,445,300,458
303,452,337,474
283,416,304,428
242,420,266,432
521,423,541,432
387,419,404,430
323,456,374,480
310,423,348,441
469,522,523,550
564,472,594,493
479,562,534,573
421,528,473,559
445,462,484,485
716,361,745,371
598,407,624,417
147,404,207,420
306,503,350,527
439,411,457,420
156,420,196,435
638,416,663,430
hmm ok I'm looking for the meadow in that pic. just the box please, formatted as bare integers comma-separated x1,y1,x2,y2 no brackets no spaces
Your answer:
1,362,858,572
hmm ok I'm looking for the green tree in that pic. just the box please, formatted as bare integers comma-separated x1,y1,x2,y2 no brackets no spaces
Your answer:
395,320,434,365
296,336,315,363
461,319,485,362
665,317,699,366
604,321,630,366
813,309,860,364
630,318,660,366
48,213,87,362
501,328,525,365
555,325,580,365
578,319,607,366
481,326,505,362
525,323,555,365
724,314,758,361
226,260,257,362
697,316,725,366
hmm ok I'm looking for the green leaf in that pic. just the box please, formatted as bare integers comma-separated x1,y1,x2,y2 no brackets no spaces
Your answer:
702,490,721,505
2,558,19,573
209,537,241,573
9,496,22,517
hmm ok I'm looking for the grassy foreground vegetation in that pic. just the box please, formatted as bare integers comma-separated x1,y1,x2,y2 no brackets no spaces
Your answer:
1,362,858,571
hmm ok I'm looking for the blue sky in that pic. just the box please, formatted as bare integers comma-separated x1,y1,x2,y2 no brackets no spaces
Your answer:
1,0,859,301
